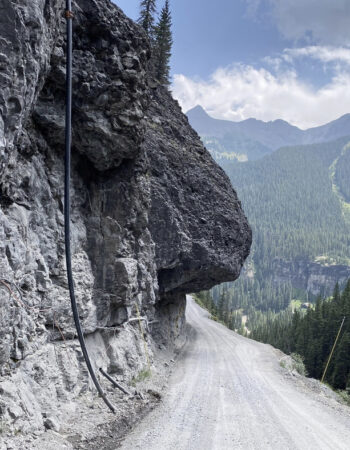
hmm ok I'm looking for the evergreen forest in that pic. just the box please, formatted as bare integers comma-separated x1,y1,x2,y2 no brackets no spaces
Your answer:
205,136,350,326
251,281,350,391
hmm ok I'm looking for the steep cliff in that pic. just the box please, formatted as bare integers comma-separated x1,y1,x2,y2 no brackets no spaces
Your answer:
272,258,350,296
0,0,251,442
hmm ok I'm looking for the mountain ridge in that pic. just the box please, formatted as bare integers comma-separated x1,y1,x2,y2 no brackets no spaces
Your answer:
187,105,350,160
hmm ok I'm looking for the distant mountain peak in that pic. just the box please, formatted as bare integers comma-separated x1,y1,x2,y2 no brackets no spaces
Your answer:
187,106,350,155
186,105,210,117
272,119,291,125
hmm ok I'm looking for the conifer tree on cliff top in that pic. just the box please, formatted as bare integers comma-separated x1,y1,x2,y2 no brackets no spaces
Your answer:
138,0,157,38
154,0,172,85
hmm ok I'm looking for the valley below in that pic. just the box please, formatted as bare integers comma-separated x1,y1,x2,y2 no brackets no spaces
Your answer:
189,106,350,344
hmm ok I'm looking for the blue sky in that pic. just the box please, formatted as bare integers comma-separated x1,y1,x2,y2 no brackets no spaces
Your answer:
114,0,287,78
113,0,350,129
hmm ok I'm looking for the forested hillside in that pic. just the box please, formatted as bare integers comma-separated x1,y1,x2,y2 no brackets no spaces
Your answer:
227,137,350,267
202,137,350,328
251,282,350,391
201,135,270,162
336,143,350,203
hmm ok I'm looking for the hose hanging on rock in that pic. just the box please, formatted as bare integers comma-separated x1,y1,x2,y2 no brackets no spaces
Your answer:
63,0,115,413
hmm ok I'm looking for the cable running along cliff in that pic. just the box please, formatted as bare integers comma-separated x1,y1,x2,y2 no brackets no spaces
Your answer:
64,0,115,413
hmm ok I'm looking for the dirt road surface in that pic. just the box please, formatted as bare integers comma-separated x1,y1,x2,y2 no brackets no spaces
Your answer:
119,296,350,449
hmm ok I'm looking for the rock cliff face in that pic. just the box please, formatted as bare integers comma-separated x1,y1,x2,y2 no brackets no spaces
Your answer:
0,0,251,436
272,258,350,296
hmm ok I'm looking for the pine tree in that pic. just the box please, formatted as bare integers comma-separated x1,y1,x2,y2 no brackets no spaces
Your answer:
247,280,350,391
217,291,225,322
154,0,172,85
223,294,230,325
332,331,350,389
138,0,157,38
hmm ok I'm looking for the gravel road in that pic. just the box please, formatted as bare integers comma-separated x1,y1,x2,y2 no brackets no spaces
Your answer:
119,296,350,450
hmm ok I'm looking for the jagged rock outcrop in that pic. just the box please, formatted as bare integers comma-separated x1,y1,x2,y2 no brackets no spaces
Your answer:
272,258,350,296
0,0,251,437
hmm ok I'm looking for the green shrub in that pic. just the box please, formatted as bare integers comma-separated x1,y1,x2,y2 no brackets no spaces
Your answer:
291,353,308,376
131,368,152,386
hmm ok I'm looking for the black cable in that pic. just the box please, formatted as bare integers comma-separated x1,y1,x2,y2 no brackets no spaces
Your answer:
99,368,131,396
64,0,115,413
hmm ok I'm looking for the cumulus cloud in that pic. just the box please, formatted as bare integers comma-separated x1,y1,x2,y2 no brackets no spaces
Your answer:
246,0,350,46
283,46,350,66
173,1,350,129
172,63,350,129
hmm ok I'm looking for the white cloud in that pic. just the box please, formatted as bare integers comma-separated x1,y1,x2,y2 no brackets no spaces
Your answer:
244,0,262,18
247,0,350,46
172,62,350,129
283,46,350,66
171,2,350,129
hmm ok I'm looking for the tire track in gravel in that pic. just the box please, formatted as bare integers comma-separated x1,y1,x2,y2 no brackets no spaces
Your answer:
119,296,350,450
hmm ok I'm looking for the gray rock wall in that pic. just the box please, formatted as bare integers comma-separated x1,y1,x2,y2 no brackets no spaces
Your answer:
272,258,350,295
0,0,251,434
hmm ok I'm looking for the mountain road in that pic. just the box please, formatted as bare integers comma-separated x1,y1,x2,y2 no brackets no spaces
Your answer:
119,296,350,450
